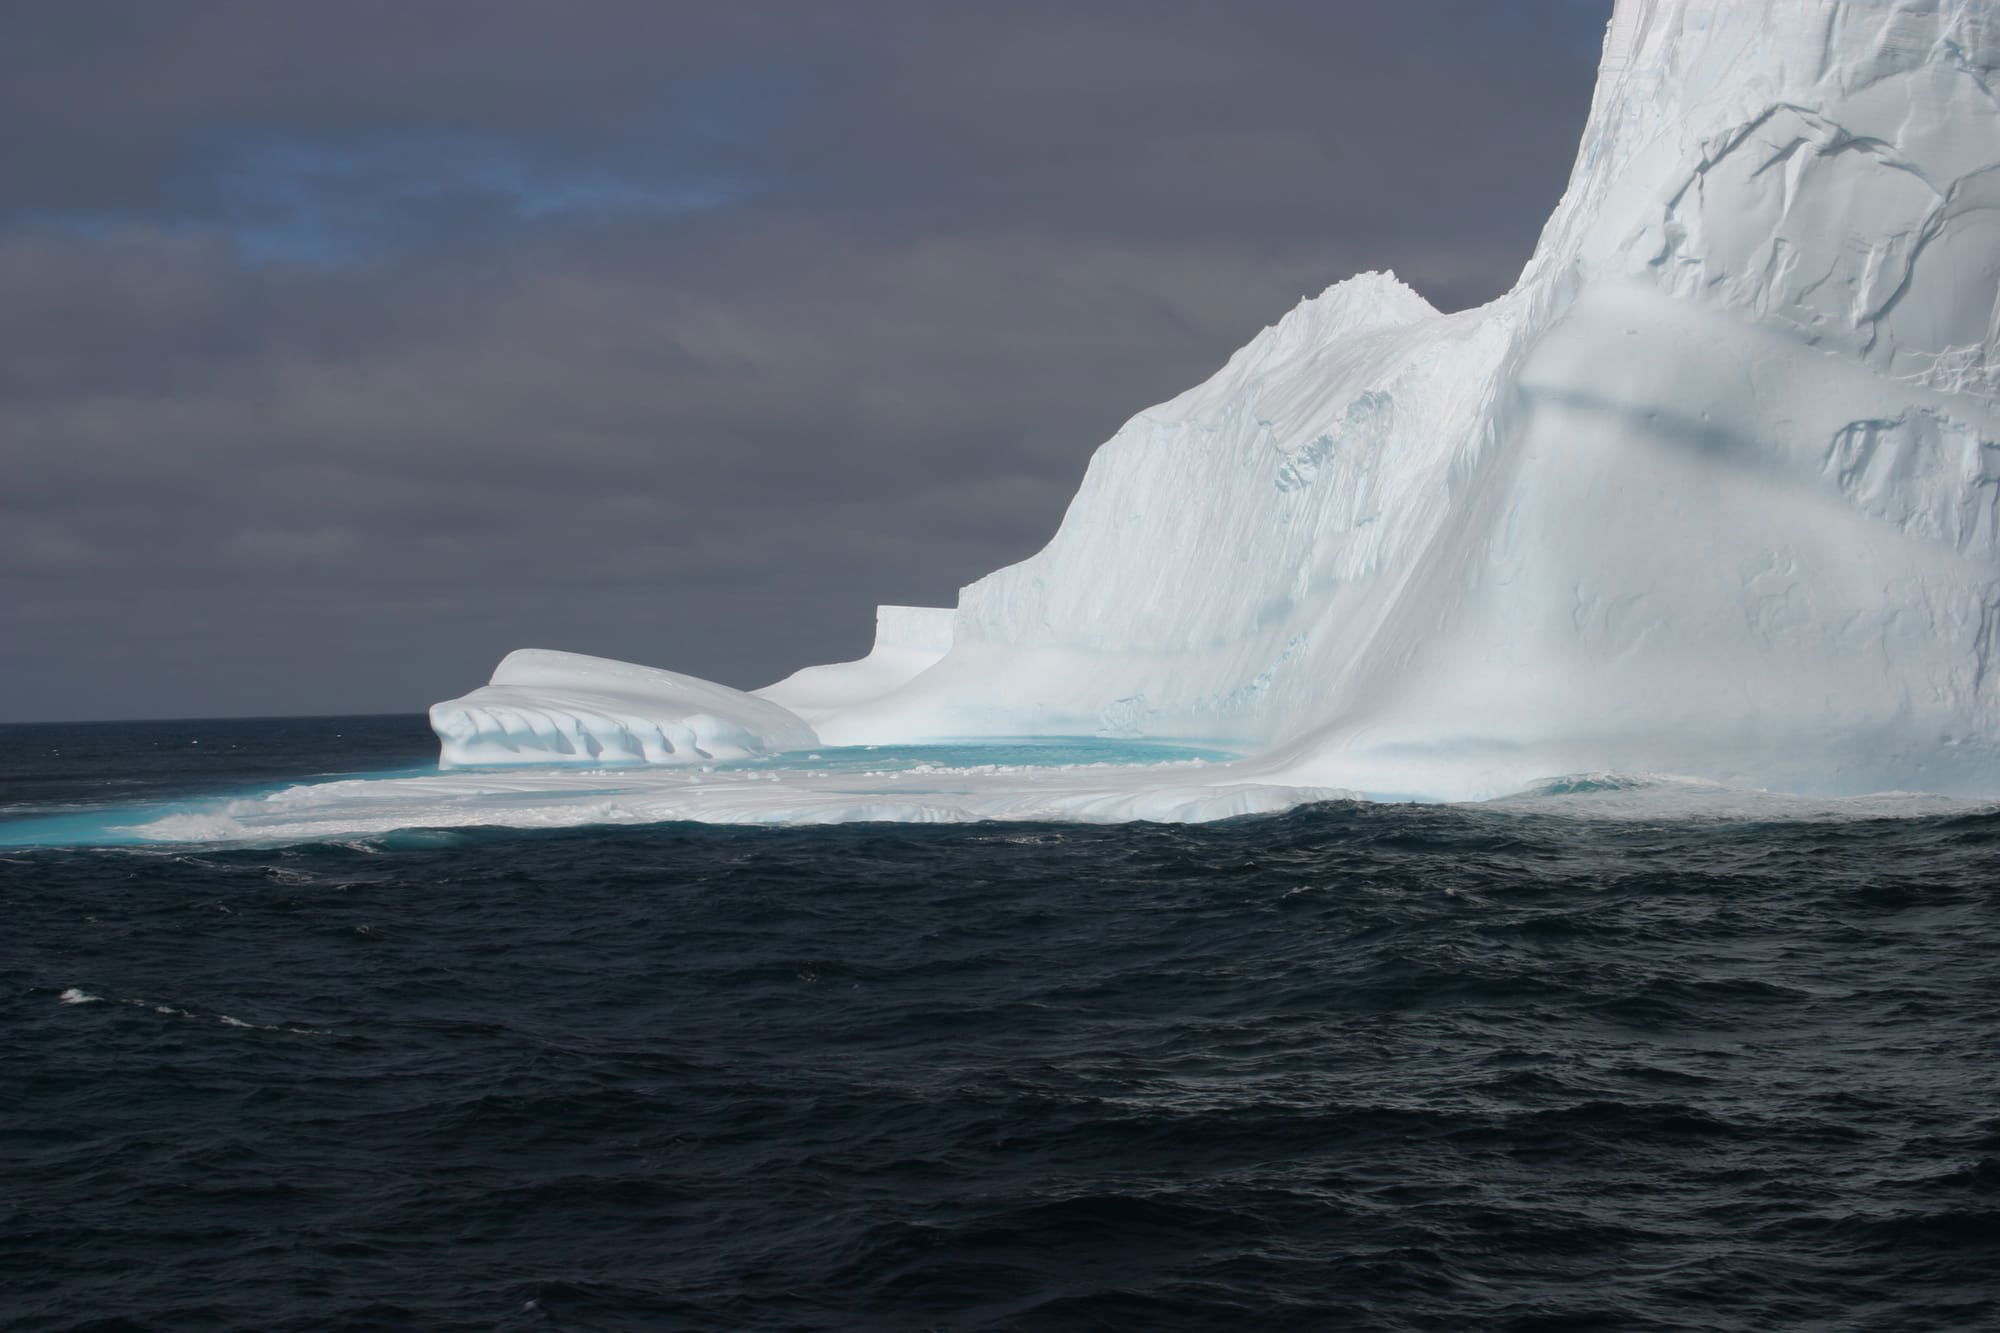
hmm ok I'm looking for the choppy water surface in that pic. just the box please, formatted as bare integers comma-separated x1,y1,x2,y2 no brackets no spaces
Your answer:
6,717,2000,1330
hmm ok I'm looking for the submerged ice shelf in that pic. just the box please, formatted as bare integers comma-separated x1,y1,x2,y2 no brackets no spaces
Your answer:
419,0,2000,821
116,751,1344,844
85,761,1989,848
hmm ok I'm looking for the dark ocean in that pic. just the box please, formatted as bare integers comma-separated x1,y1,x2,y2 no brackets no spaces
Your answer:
5,715,2000,1331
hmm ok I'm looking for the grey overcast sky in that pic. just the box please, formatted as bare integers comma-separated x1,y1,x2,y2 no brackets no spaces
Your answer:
2,1,1612,722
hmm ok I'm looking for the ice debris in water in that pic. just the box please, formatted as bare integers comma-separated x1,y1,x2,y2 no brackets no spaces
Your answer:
55,985,328,1034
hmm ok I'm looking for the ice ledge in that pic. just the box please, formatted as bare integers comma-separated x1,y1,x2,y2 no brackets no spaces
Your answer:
754,604,955,723
430,649,817,767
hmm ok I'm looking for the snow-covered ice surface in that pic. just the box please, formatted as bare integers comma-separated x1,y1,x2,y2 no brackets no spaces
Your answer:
344,0,2000,834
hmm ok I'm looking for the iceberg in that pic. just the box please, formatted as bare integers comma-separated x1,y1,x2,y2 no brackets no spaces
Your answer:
434,0,2000,808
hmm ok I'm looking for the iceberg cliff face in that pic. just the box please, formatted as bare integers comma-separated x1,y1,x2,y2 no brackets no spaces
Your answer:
436,0,2000,802
804,0,2000,798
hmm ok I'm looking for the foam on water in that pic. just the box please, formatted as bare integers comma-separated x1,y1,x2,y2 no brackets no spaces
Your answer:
53,985,330,1035
1486,774,1999,823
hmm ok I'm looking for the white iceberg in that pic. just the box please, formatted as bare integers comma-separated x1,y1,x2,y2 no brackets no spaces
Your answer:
423,0,2000,814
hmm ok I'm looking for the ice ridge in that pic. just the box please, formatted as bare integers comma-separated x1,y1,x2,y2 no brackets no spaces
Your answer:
431,649,816,766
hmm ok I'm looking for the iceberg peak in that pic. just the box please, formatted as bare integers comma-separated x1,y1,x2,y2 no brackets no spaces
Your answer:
1278,270,1438,340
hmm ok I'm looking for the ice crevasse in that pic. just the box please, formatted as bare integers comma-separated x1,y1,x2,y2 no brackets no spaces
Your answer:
434,0,2000,803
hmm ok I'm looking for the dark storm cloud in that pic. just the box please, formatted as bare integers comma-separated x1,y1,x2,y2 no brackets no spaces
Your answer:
0,1,1610,720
